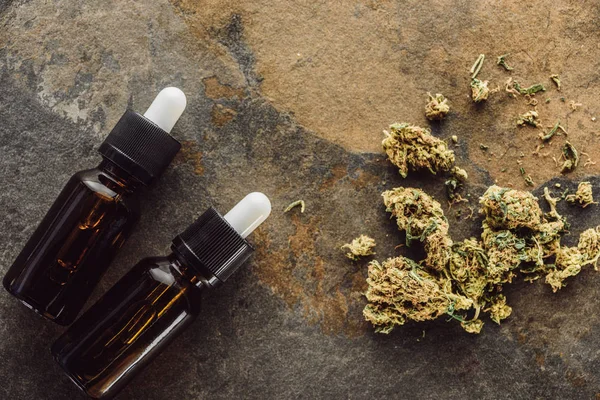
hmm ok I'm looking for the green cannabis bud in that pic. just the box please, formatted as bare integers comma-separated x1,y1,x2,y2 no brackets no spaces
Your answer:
565,182,596,208
341,235,376,260
363,181,600,335
461,319,484,334
577,227,600,268
445,166,469,202
546,246,583,292
471,78,490,102
561,141,579,173
485,294,512,324
425,93,450,120
545,227,600,291
516,110,541,127
479,185,542,230
449,238,489,301
382,123,455,178
382,187,452,270
363,256,472,334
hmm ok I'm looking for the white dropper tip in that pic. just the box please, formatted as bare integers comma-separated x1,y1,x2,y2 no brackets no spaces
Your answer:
143,87,187,133
224,192,272,239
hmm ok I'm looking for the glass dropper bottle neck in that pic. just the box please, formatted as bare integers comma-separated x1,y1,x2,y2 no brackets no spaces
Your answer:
98,158,143,192
166,252,216,289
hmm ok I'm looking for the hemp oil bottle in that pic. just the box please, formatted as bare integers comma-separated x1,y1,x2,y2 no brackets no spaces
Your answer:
51,192,271,399
3,88,187,325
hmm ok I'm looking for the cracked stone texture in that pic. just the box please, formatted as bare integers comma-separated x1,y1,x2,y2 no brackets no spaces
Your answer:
2,0,600,399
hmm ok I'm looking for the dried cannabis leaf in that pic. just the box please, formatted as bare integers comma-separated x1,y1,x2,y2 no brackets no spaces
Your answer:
341,235,376,260
382,187,452,270
520,167,535,187
497,54,513,71
425,93,450,120
565,182,596,208
513,81,546,95
382,123,455,178
539,121,565,142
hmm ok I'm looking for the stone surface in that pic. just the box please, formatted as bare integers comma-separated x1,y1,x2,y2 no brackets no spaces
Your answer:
1,1,600,399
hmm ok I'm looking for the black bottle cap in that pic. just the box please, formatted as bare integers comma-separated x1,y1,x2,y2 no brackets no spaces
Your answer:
171,207,254,286
98,110,181,185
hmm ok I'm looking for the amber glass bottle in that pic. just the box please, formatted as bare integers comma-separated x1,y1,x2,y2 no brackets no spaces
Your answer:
52,193,270,399
3,89,185,325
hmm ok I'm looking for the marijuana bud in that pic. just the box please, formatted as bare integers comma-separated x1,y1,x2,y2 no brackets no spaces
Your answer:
546,246,583,292
479,185,542,230
445,166,469,203
565,182,596,208
561,141,579,173
449,238,489,301
471,78,490,103
516,110,541,128
425,93,450,120
382,187,452,270
363,256,472,334
577,227,600,268
382,123,455,178
461,319,484,334
341,235,376,260
485,294,512,324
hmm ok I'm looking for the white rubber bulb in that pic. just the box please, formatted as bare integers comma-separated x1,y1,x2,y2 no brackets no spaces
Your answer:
224,192,272,239
143,87,187,133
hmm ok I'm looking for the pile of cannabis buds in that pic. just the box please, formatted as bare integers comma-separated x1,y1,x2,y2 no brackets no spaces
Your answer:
342,54,600,334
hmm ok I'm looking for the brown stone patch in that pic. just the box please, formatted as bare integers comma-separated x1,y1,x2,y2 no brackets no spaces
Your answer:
175,140,204,175
203,76,245,100
535,352,545,368
319,164,347,191
211,104,237,127
566,369,587,388
350,170,380,191
172,0,600,190
252,215,366,337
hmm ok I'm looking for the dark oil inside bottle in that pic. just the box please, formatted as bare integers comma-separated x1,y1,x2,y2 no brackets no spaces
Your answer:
3,160,140,325
52,256,203,399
